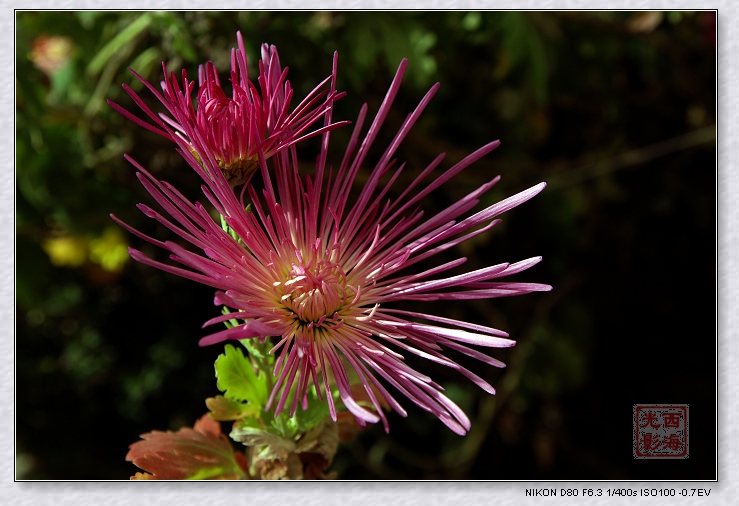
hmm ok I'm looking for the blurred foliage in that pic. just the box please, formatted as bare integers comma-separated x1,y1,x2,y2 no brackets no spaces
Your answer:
16,11,715,480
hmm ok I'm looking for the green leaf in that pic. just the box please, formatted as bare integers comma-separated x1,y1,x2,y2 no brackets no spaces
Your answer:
87,13,153,75
269,387,331,439
214,344,270,408
240,337,273,364
293,392,331,433
229,419,296,461
206,395,261,421
126,46,162,80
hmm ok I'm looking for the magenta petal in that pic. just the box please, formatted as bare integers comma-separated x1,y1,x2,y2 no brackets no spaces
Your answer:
198,319,283,347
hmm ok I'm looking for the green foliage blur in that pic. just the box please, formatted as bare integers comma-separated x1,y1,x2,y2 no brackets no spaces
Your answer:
16,11,715,480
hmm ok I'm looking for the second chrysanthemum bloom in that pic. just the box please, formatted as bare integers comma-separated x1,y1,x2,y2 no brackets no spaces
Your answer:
113,35,551,436
109,31,347,186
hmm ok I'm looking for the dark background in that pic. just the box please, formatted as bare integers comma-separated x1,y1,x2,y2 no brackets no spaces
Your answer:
16,11,716,480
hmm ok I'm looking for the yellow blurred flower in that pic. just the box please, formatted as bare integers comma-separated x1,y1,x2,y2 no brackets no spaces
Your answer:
42,227,130,272
88,226,129,272
42,235,87,268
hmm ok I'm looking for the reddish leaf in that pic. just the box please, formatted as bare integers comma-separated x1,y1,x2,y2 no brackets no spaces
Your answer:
126,414,247,480
192,412,222,436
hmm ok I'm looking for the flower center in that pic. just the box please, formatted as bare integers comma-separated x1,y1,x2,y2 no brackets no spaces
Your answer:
217,157,259,187
280,259,349,326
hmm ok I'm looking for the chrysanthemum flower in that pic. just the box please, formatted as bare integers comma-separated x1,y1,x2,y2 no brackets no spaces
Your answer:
112,54,551,436
108,32,347,186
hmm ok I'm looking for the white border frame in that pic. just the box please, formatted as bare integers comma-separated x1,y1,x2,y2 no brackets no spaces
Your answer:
6,2,732,505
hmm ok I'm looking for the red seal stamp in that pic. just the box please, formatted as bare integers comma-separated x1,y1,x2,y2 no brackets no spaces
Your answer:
633,404,689,459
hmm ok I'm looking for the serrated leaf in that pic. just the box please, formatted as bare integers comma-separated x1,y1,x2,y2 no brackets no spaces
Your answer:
215,344,270,407
206,395,261,421
126,414,247,480
230,421,296,462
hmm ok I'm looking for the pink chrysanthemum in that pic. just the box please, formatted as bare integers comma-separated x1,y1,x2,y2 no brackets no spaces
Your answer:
108,32,347,186
113,54,551,435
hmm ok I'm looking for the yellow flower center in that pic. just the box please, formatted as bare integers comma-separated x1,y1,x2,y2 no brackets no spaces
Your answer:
218,157,259,187
279,259,350,326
